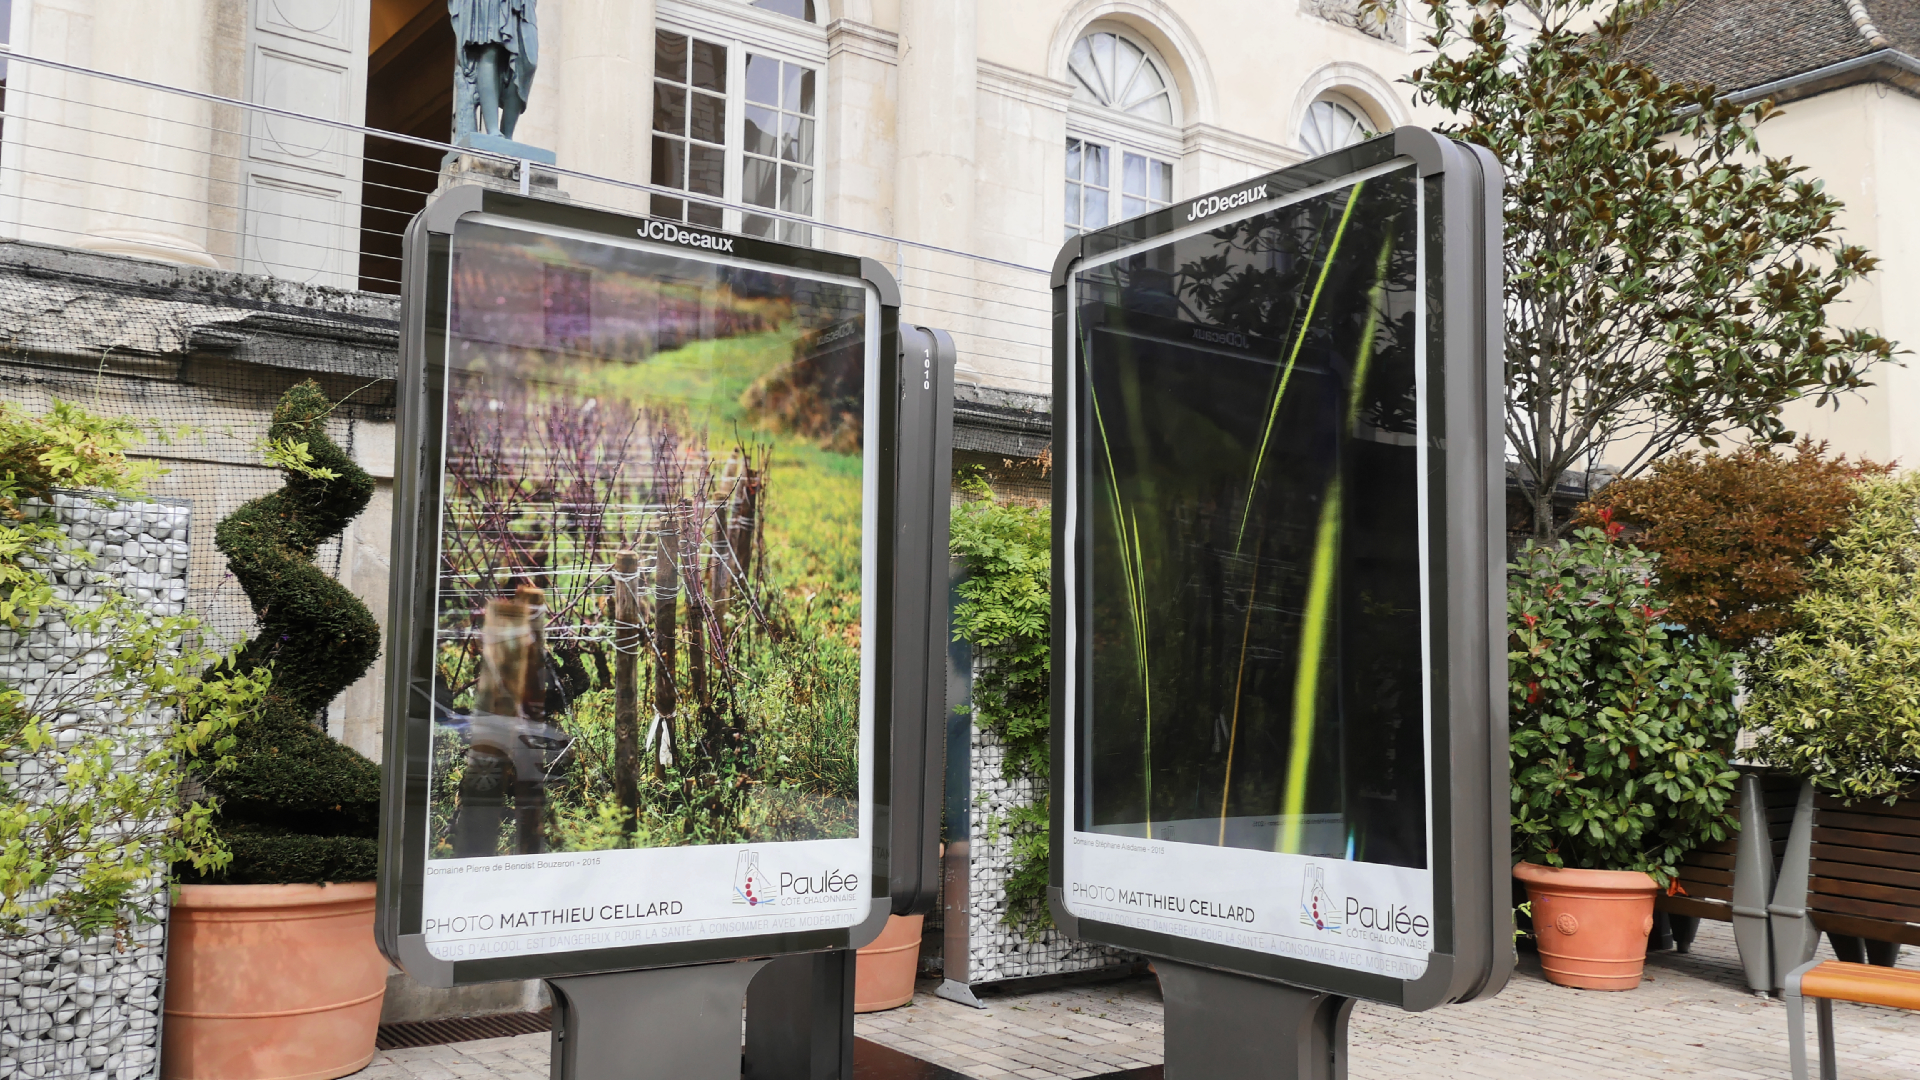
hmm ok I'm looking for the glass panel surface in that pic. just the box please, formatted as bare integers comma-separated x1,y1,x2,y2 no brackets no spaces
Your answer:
432,220,870,865
650,193,684,221
1083,189,1108,230
1150,160,1172,203
746,54,781,107
751,0,816,19
782,116,813,164
1122,152,1146,197
650,136,684,189
655,31,687,83
743,156,777,208
691,39,727,92
1120,195,1147,219
1072,168,1425,868
687,200,724,228
780,165,812,215
688,91,725,145
796,68,816,116
1083,143,1108,188
687,143,725,196
653,84,686,135
744,106,778,157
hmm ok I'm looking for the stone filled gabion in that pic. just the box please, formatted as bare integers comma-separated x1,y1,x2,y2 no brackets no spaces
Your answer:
0,493,191,1080
966,721,1133,984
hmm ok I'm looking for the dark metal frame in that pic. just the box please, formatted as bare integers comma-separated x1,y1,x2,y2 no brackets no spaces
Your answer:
377,185,939,986
1047,128,1510,1012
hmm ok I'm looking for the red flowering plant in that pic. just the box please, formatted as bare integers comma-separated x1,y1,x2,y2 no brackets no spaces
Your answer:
1508,526,1741,884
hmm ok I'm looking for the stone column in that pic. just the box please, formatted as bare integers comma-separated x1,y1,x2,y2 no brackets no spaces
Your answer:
894,0,976,249
558,0,657,211
78,0,223,268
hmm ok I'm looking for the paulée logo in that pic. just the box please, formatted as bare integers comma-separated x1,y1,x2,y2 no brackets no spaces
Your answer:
1185,182,1270,223
1298,863,1432,940
733,850,778,906
639,219,737,252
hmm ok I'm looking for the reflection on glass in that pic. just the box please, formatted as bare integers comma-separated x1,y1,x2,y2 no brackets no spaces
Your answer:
1074,168,1427,869
432,221,868,858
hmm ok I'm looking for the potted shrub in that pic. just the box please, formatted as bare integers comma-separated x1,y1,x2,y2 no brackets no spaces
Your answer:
164,383,389,1080
1509,524,1741,989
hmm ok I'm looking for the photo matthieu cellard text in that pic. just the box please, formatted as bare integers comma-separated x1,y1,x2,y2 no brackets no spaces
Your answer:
1075,167,1427,870
431,220,869,862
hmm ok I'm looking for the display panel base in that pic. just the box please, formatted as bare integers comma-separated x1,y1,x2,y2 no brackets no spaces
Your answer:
745,951,857,1080
1155,959,1353,1080
547,960,771,1080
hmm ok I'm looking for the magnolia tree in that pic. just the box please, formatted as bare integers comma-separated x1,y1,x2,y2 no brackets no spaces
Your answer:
1382,0,1897,537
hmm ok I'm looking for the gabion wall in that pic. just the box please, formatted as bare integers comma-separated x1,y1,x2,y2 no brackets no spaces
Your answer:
964,721,1133,983
1,493,192,1080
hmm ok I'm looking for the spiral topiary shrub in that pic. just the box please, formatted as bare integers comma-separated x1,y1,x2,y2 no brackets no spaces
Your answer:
189,381,383,883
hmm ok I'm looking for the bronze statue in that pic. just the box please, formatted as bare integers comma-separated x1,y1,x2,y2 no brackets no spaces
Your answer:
451,0,538,141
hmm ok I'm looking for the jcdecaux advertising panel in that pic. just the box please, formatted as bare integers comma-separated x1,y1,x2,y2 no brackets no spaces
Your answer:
379,188,901,984
1051,129,1511,1009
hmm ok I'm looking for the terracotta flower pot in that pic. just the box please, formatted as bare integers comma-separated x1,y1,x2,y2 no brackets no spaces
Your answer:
853,914,924,1012
162,882,386,1080
1513,861,1660,991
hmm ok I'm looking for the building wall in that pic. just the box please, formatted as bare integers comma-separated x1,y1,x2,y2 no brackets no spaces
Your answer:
1759,84,1920,470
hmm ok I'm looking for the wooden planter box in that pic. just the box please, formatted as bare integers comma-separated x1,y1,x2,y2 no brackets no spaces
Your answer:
1653,769,1798,993
1770,782,1920,987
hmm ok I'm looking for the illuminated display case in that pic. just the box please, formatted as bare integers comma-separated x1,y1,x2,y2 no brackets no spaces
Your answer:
376,187,942,987
1050,129,1510,1011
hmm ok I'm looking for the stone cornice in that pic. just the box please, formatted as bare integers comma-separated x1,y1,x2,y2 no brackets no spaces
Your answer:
977,60,1074,110
825,19,897,64
1182,122,1299,171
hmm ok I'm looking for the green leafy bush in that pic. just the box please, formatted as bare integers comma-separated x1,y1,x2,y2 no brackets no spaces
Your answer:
1746,473,1920,801
190,381,383,884
0,400,267,945
949,470,1051,932
1508,528,1740,884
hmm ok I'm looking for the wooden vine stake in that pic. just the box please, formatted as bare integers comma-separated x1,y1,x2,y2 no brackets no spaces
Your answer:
612,549,641,835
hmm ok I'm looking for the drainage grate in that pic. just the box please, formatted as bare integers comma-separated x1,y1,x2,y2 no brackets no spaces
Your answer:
375,1010,552,1050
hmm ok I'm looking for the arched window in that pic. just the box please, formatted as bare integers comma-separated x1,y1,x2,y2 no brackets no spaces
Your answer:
1298,93,1376,158
1064,29,1180,239
1068,32,1174,124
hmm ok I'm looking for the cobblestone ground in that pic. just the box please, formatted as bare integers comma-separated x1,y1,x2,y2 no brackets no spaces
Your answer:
355,921,1920,1080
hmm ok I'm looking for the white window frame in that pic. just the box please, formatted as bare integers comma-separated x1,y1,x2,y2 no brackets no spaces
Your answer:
1064,26,1184,236
656,1,829,237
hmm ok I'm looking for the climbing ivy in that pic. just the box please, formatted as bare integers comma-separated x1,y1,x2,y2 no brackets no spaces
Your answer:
949,468,1052,933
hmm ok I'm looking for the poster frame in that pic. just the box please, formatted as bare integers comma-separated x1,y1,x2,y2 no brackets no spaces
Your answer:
376,186,904,987
1046,129,1511,1011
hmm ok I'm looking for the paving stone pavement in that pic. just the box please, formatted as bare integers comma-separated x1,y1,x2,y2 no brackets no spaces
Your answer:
354,920,1920,1080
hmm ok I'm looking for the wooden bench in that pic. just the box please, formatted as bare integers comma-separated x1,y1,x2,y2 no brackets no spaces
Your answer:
1652,770,1797,992
1783,959,1920,1079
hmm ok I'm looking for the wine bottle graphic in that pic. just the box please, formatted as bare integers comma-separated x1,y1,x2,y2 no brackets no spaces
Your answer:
734,850,769,906
1300,865,1339,932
